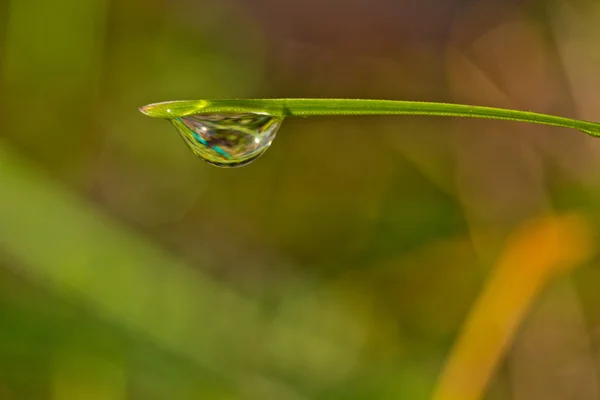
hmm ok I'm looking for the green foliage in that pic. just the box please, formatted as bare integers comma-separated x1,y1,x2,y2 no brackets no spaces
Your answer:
140,98,600,136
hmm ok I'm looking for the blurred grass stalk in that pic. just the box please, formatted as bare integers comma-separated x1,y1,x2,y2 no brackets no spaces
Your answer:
0,139,275,394
0,0,242,374
434,2,600,399
432,214,595,400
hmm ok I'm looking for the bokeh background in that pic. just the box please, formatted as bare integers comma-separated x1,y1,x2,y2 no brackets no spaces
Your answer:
2,0,600,398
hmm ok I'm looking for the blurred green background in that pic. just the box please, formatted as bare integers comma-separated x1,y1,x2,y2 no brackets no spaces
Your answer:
2,0,600,399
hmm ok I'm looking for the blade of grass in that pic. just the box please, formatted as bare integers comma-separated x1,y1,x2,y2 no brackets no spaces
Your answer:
0,139,309,398
139,99,600,137
431,213,595,400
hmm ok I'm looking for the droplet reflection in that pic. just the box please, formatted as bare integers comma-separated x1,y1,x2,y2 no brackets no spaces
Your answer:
170,114,282,167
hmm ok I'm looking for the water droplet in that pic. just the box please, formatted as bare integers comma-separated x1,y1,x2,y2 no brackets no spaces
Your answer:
170,113,283,167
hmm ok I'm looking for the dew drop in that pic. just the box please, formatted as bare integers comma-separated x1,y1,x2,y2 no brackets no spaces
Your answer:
170,113,283,167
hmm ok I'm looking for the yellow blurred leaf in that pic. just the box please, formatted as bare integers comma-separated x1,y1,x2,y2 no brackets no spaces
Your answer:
433,213,595,400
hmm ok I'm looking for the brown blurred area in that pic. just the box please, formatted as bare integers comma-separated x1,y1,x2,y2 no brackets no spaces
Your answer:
1,0,600,398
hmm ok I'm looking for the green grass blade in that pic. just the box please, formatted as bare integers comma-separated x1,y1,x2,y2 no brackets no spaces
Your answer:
139,98,600,137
